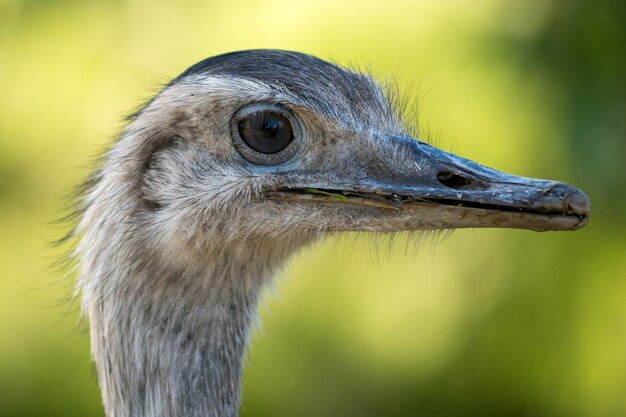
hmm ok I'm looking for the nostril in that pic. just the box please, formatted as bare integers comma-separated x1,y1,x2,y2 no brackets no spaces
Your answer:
437,171,472,189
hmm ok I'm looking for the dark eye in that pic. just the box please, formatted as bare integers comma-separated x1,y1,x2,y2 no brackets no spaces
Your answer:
231,103,301,166
237,111,293,154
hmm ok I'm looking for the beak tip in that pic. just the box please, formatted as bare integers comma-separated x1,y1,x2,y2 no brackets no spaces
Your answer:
564,186,592,218
543,182,591,218
557,184,591,231
571,216,589,230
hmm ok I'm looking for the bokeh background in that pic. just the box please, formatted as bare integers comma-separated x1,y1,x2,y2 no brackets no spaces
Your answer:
1,0,625,416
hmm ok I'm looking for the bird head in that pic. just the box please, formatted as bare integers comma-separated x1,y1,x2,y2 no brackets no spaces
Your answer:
88,50,589,266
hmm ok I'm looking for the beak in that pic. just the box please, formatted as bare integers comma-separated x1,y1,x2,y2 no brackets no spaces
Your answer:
267,133,591,232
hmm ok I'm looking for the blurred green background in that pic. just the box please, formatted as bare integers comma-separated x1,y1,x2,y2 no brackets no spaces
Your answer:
1,0,625,416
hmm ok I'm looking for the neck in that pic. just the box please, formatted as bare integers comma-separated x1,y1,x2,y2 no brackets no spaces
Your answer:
86,254,272,417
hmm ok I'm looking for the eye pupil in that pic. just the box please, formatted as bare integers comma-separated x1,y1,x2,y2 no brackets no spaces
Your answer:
237,111,294,154
262,119,279,135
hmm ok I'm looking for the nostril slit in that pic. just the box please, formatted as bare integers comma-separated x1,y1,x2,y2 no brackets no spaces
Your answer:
437,171,472,189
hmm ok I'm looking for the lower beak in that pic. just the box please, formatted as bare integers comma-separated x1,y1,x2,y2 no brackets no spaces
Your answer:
268,134,591,232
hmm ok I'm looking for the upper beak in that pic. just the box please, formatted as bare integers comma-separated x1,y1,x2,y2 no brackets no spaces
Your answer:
268,133,591,232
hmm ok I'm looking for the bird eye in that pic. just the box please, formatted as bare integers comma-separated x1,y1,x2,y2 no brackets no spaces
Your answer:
231,103,300,165
238,111,293,154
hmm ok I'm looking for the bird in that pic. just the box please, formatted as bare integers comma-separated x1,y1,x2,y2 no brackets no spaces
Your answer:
71,49,590,417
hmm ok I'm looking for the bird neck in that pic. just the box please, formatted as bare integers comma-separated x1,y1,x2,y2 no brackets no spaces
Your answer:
86,255,272,417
